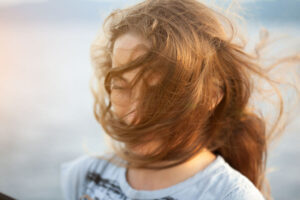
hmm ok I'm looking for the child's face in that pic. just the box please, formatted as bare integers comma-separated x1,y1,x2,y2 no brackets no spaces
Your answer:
111,31,151,125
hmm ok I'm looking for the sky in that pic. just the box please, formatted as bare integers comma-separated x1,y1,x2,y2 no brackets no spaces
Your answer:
0,0,299,24
0,0,276,7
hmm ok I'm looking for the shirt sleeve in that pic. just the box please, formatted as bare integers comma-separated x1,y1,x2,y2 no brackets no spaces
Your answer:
222,185,266,200
60,155,96,200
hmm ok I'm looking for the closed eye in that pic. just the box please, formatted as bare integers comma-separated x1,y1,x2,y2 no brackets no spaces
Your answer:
111,77,129,90
112,85,126,90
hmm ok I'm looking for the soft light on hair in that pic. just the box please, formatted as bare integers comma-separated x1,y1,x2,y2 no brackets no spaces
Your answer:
89,0,300,199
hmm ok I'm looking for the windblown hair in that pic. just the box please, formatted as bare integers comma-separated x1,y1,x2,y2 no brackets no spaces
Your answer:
89,0,300,199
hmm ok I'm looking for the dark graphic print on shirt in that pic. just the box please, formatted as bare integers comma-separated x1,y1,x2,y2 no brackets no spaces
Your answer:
83,172,177,200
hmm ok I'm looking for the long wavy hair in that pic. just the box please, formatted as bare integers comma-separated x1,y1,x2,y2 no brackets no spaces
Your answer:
89,0,300,199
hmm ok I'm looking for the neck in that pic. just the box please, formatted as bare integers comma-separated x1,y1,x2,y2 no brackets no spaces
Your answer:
126,148,217,190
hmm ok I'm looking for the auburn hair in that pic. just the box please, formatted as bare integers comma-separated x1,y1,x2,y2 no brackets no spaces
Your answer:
89,0,300,199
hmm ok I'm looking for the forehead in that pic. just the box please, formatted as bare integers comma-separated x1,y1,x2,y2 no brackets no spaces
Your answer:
112,31,151,67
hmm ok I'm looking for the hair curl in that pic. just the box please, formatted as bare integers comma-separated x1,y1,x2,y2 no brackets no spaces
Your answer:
89,0,300,199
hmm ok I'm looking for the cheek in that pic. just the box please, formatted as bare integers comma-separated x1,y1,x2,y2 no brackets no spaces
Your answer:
110,81,142,123
110,89,139,124
110,80,142,107
111,89,132,107
111,90,131,120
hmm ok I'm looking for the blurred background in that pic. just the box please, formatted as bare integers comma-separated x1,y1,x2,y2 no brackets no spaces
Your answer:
0,0,299,199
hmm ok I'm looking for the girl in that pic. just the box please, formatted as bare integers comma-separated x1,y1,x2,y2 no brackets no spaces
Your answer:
61,0,300,199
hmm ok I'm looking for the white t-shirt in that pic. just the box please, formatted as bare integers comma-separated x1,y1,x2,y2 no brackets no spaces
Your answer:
60,153,265,200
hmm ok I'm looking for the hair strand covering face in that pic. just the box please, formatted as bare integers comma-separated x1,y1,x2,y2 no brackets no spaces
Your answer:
89,1,300,199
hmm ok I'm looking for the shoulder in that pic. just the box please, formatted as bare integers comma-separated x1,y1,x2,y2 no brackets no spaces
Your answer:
217,158,265,200
222,178,265,200
222,167,265,200
60,152,120,200
196,155,265,200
